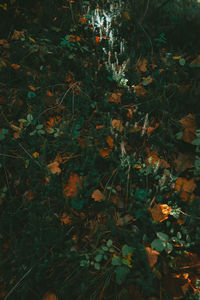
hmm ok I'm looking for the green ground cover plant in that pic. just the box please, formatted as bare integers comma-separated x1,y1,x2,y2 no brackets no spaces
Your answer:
0,0,200,299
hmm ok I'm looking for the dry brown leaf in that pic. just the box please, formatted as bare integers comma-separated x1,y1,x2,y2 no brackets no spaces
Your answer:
173,152,194,172
116,214,135,226
111,119,124,132
47,161,61,175
146,122,159,136
63,173,82,198
145,247,159,268
179,113,197,143
42,292,58,300
149,203,172,222
11,30,25,40
146,149,170,169
137,57,148,72
92,189,105,202
107,136,114,148
0,39,9,48
175,177,196,202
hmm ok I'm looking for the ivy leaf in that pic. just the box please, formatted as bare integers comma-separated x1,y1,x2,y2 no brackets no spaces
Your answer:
28,91,36,99
122,245,134,256
95,254,103,262
151,239,165,252
156,232,169,242
112,256,122,266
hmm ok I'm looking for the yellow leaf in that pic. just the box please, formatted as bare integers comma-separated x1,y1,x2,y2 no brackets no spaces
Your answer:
32,152,39,158
92,189,105,202
29,37,36,43
173,56,182,60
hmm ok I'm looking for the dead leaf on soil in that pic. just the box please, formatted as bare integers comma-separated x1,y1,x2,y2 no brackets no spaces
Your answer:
173,152,194,172
179,113,197,143
47,161,61,175
175,177,196,202
149,203,172,223
63,173,82,198
42,292,58,300
92,189,105,202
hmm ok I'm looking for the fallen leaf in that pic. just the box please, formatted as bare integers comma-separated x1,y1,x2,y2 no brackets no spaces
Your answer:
146,122,159,136
47,161,61,175
10,64,20,70
0,39,9,48
42,292,58,300
99,147,112,158
149,203,172,222
63,173,82,198
132,85,147,97
175,177,196,202
107,136,114,148
145,247,159,268
108,92,122,104
179,113,197,143
11,30,25,40
28,85,36,91
60,212,71,225
32,152,39,158
111,119,124,132
92,189,105,202
173,152,194,172
146,148,170,169
137,57,148,72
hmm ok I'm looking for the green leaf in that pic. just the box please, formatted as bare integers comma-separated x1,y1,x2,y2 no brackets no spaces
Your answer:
94,254,103,262
115,266,130,285
156,232,169,242
27,91,36,99
30,130,36,136
191,138,200,146
68,54,74,59
38,129,45,135
111,256,122,266
102,246,108,251
80,260,89,267
36,124,43,130
18,119,27,123
135,189,148,201
122,245,134,256
179,58,185,66
151,239,165,252
71,198,84,210
94,262,100,270
106,239,113,247
122,258,131,266
27,114,33,122
0,134,5,140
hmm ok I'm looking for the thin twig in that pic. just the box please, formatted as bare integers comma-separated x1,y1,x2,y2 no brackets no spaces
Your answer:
4,267,33,300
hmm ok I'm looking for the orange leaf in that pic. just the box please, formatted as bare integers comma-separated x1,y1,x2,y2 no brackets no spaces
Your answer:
11,30,25,40
47,91,53,97
60,212,71,225
99,148,112,158
145,247,159,268
28,85,36,91
137,57,147,72
47,161,61,175
32,152,39,158
96,125,104,129
111,119,124,132
42,292,58,300
149,203,172,222
146,148,170,169
92,189,105,202
63,173,82,198
107,136,114,148
108,92,122,104
132,85,147,97
146,122,159,136
10,64,20,70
